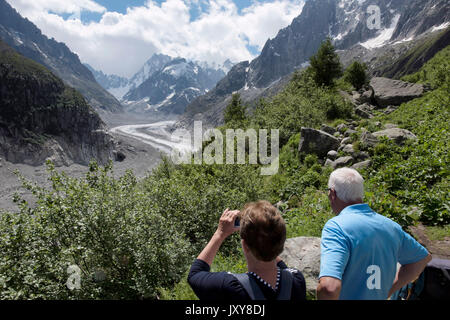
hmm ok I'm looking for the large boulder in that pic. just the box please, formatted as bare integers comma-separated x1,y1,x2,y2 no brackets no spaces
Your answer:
320,124,337,135
298,128,340,159
369,77,425,108
360,131,379,148
333,156,354,168
352,160,372,170
372,128,417,145
355,103,375,119
280,237,321,296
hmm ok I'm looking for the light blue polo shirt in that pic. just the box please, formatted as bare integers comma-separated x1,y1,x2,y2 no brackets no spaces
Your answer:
319,204,429,300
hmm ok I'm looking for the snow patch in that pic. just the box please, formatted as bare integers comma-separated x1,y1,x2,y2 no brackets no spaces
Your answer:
148,91,176,110
334,31,349,41
432,22,450,32
392,36,414,45
360,14,401,49
14,36,23,45
32,42,48,59
163,62,190,79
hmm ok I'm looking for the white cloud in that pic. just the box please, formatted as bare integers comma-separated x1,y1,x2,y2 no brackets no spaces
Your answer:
6,0,304,78
9,0,106,15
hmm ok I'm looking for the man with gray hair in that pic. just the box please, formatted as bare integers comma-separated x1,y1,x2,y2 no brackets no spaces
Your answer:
317,168,432,300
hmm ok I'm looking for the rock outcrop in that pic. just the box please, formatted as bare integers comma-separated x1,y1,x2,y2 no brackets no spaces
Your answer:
298,128,340,159
369,77,425,108
280,237,321,296
372,128,418,145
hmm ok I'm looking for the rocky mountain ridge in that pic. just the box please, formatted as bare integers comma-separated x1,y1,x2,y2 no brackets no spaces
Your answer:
0,0,123,113
175,0,450,130
121,57,227,116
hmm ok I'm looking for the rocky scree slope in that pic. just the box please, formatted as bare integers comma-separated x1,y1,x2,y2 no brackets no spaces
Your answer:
299,76,425,170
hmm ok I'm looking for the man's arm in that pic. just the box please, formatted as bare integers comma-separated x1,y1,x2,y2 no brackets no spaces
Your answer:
388,253,432,298
317,220,349,300
317,276,342,300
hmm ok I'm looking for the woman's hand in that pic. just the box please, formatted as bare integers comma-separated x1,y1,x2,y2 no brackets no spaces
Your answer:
197,208,240,266
215,208,240,240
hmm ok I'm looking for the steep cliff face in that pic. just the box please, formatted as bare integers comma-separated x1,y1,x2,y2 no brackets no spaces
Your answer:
0,40,115,166
0,0,123,113
248,0,336,88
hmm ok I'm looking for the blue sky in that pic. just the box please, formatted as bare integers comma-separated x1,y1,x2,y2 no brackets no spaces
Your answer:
80,1,274,23
7,0,304,77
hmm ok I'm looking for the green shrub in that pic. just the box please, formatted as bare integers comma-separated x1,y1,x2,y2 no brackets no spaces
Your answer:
143,157,267,255
283,189,334,238
365,86,449,227
304,154,319,168
0,161,190,299
252,70,352,145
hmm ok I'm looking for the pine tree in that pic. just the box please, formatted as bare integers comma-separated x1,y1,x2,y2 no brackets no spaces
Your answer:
309,38,343,87
344,61,368,90
224,93,247,125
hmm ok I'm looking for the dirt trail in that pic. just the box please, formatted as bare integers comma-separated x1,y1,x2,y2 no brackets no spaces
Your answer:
409,223,450,260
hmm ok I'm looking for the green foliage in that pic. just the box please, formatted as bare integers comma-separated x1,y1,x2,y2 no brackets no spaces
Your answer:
365,85,450,226
0,161,191,299
304,154,319,168
223,93,248,127
252,70,352,145
283,190,334,238
402,45,450,89
309,38,343,87
143,157,267,255
344,61,368,91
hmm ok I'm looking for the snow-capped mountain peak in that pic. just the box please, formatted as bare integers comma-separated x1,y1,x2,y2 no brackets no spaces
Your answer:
119,56,227,115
